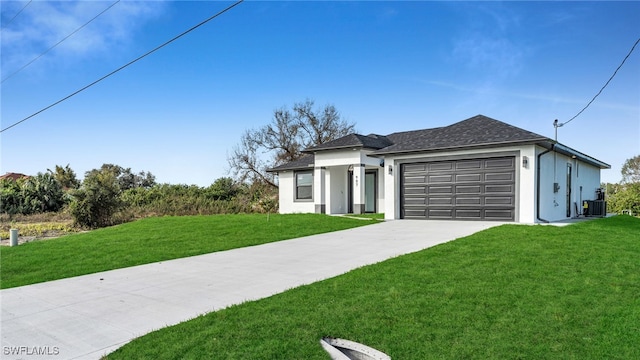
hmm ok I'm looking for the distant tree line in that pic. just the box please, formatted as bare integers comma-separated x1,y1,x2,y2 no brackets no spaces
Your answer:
1,163,277,229
2,99,353,229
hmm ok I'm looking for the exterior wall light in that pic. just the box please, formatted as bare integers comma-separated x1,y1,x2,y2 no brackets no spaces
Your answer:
522,156,529,168
388,165,393,175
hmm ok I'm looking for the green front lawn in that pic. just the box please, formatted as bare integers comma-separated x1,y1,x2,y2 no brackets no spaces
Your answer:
105,216,640,359
0,214,374,289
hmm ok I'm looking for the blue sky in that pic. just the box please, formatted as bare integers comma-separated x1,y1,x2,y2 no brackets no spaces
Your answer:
1,1,638,186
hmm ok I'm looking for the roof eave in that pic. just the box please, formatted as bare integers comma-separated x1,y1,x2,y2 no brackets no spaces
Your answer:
371,138,548,156
551,143,611,169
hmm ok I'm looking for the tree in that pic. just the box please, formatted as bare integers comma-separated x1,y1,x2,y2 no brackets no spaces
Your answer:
69,167,124,228
207,177,239,201
85,164,156,191
228,99,355,187
606,155,640,215
21,172,65,214
0,178,24,215
621,155,640,184
48,164,80,190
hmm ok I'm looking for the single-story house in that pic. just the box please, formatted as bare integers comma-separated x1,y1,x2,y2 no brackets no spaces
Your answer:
268,115,610,223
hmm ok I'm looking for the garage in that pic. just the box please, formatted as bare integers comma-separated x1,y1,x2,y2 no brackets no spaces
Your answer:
401,156,516,221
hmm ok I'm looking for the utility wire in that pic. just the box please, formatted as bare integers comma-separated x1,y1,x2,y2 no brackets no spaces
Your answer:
561,36,640,126
1,0,244,133
2,0,121,84
1,0,32,32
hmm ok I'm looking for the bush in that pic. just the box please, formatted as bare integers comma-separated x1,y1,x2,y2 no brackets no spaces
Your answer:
608,182,640,215
0,173,66,216
69,170,125,228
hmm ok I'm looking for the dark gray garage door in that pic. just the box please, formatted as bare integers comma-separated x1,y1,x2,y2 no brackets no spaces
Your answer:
401,156,515,221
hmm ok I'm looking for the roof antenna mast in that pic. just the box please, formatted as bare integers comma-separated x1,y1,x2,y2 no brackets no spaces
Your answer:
553,119,564,142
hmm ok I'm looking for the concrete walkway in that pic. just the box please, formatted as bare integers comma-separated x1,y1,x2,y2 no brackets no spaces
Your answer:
1,220,502,360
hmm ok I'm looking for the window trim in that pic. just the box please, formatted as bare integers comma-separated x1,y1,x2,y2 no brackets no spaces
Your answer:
294,170,313,202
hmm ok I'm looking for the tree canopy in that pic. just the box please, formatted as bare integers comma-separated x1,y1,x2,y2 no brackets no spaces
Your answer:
228,99,356,187
621,155,640,184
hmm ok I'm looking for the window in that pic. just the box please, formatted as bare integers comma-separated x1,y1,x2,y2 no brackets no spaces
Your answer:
295,171,313,200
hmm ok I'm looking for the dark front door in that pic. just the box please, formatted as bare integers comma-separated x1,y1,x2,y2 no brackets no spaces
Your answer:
566,163,572,218
348,170,354,214
365,171,377,213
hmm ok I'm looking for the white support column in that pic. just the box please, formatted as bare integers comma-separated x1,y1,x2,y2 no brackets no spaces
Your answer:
314,167,326,214
353,164,365,214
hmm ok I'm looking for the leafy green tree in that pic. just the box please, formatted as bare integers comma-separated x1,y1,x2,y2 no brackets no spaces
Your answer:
0,178,24,215
207,177,239,201
21,172,65,213
70,168,124,228
606,155,640,215
86,164,156,191
621,155,640,184
48,164,80,190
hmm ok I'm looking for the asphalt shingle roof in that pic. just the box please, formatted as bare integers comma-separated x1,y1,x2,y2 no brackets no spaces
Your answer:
268,154,315,172
304,133,393,152
374,115,549,155
268,115,609,172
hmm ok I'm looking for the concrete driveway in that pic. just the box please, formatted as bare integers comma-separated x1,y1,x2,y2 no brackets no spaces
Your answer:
1,220,503,359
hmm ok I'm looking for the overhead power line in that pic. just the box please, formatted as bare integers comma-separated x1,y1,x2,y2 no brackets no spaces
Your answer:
1,0,32,32
1,0,244,133
559,36,640,127
2,0,121,84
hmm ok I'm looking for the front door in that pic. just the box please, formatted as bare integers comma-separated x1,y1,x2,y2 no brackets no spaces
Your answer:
348,170,354,214
365,171,376,213
566,163,572,217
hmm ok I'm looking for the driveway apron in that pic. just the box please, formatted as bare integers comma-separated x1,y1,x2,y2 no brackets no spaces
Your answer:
1,220,502,359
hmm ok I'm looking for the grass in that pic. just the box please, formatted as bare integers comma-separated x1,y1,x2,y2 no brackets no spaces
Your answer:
0,213,374,289
105,216,640,359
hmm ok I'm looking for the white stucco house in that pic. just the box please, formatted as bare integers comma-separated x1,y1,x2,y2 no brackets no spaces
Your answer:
267,115,610,223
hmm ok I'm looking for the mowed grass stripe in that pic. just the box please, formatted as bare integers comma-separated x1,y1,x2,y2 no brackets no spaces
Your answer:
105,216,640,360
0,214,373,289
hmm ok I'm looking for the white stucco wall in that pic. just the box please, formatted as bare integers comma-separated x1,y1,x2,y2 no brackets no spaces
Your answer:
276,171,315,214
277,149,386,215
537,147,602,222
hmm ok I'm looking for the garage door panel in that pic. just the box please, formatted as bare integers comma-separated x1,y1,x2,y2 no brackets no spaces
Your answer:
456,160,482,170
455,209,482,219
428,162,454,171
485,196,514,205
427,209,454,218
428,174,453,183
485,158,514,168
429,197,453,205
456,173,482,182
404,186,426,195
401,156,515,221
404,197,426,205
405,176,426,183
404,164,427,172
485,209,514,220
404,209,427,218
456,197,482,205
456,185,482,194
485,184,514,194
485,172,514,182
428,185,453,194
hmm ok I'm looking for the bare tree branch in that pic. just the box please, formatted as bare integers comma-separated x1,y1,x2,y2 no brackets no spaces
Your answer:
228,99,356,187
